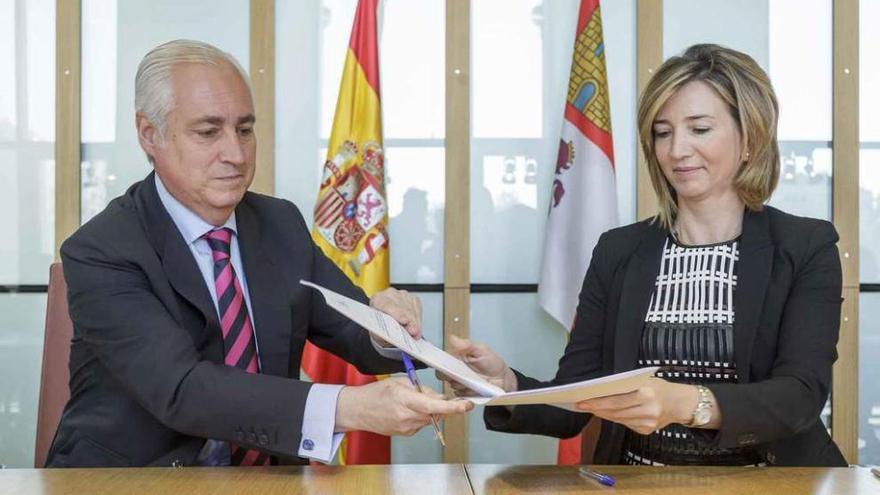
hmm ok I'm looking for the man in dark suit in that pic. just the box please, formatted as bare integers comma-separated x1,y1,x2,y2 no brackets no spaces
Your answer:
46,40,470,468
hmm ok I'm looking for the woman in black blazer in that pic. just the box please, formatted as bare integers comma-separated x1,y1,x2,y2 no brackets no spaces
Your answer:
449,44,846,467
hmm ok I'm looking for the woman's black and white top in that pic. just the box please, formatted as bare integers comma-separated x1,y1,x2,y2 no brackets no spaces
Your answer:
621,235,762,466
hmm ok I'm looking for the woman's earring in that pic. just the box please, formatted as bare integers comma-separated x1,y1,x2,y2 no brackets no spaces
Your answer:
744,151,750,162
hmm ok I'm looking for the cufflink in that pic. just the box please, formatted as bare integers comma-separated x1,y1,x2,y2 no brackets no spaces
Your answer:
302,439,315,451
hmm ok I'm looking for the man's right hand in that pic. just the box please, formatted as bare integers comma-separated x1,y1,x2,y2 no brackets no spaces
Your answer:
335,378,473,436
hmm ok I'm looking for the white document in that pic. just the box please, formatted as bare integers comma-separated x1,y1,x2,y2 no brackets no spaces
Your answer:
464,367,658,411
301,280,506,397
302,280,658,409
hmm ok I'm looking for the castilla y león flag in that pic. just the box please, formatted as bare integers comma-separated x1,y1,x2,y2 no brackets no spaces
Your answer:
302,0,391,465
538,0,618,465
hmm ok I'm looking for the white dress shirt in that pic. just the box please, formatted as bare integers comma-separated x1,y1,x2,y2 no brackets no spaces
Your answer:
155,175,343,464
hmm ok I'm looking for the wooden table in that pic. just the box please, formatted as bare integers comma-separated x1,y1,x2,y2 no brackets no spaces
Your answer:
0,464,877,494
0,464,472,495
466,465,880,494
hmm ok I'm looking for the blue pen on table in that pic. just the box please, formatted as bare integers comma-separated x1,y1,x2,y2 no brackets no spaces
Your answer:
578,466,616,487
400,353,446,447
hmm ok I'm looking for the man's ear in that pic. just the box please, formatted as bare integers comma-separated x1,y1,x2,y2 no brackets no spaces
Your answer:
136,112,161,160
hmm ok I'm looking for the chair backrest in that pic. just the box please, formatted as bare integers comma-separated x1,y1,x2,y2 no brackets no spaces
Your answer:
34,263,72,468
580,416,602,465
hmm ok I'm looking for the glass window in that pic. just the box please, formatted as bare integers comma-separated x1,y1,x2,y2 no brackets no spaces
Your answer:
859,0,880,466
861,148,880,282
276,0,446,285
470,0,637,284
274,0,322,218
472,0,544,140
859,293,880,465
768,0,832,220
387,147,445,284
468,293,569,464
0,0,54,469
0,293,50,468
663,0,770,65
663,0,833,221
79,0,250,222
860,0,880,283
0,0,55,285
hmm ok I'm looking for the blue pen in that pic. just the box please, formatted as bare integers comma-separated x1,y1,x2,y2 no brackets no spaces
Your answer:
578,466,616,487
401,353,446,446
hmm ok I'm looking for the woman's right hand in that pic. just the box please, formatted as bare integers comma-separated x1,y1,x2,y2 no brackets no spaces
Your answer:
439,335,518,395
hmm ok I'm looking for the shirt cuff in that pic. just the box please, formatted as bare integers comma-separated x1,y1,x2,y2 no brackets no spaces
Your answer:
298,384,345,463
370,334,404,360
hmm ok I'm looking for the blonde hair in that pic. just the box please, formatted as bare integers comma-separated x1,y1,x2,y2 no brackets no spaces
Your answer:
637,44,780,229
135,39,252,139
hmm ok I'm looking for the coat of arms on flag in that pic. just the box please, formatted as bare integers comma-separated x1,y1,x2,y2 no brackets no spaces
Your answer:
551,3,613,213
314,140,387,259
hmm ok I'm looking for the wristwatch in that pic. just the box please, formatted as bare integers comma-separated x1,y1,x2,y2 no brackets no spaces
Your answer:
688,385,713,427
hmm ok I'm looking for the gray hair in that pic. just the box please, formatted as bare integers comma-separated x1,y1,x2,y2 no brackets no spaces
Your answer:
135,39,253,140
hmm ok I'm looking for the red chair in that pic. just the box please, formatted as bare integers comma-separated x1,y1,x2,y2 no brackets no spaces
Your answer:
580,416,602,464
34,263,72,468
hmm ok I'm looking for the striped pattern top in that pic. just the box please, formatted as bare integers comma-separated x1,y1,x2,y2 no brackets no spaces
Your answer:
622,235,761,466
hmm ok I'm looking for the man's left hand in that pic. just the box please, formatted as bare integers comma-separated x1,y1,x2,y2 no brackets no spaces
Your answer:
370,288,423,339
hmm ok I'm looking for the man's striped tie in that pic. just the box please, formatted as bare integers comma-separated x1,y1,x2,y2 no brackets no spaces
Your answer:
204,227,270,466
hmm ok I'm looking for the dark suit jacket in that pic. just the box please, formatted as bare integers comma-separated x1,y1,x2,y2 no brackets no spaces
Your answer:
486,206,847,467
47,173,405,467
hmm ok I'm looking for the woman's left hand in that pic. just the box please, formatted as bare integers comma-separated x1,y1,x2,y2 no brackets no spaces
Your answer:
575,378,701,435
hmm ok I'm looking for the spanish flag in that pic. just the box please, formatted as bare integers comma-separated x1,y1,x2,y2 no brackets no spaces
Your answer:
303,0,391,465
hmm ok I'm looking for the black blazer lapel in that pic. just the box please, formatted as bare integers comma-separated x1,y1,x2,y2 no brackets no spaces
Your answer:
614,221,666,372
732,208,774,382
236,198,290,377
135,173,217,327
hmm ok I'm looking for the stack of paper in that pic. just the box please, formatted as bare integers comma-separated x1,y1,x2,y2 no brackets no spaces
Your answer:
301,281,657,410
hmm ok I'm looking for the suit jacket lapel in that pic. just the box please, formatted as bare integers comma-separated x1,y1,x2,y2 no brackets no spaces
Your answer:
235,199,290,377
732,208,773,382
614,221,666,372
135,173,217,327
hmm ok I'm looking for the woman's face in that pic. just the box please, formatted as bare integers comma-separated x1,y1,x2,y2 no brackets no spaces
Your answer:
652,80,744,205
